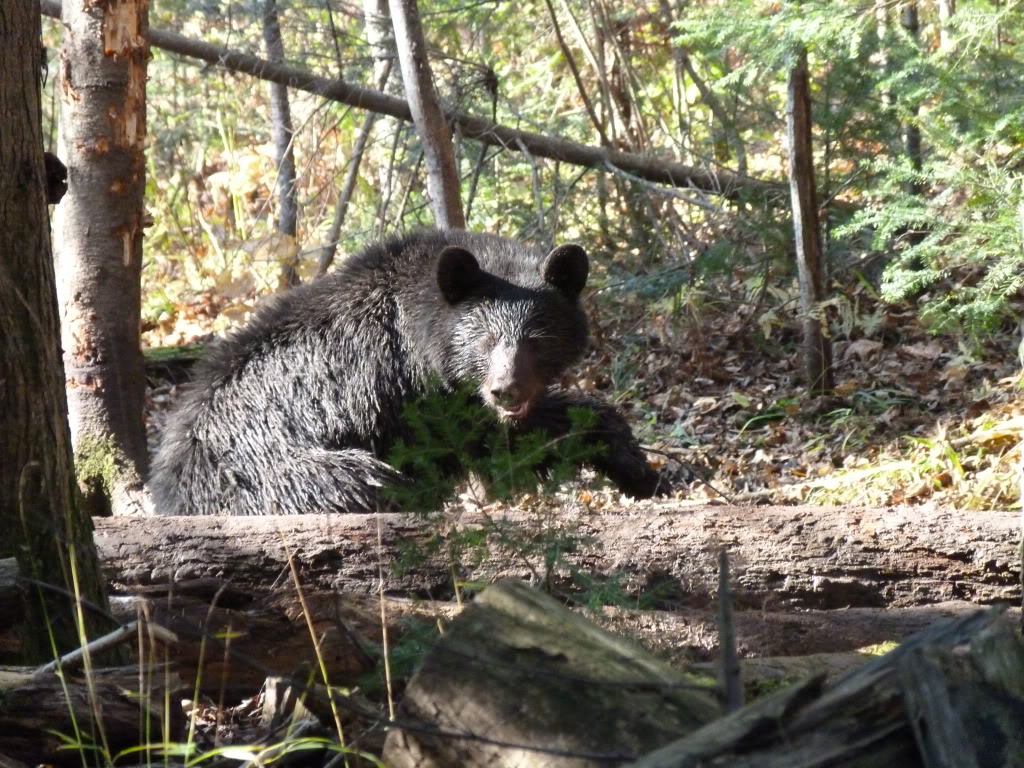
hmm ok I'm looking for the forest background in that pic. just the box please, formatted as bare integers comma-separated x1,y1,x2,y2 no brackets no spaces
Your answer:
39,0,1024,510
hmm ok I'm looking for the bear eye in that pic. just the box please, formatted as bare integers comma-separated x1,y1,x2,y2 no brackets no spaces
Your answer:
479,330,497,349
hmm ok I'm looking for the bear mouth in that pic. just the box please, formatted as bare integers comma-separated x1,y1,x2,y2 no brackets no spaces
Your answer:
496,401,532,421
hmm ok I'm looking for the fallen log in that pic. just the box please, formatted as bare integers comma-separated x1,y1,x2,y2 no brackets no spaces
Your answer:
108,589,377,696
0,664,186,765
381,579,720,767
631,606,1024,767
600,599,1023,663
94,504,1021,609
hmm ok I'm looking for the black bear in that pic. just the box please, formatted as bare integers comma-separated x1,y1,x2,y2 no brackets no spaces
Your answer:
150,230,667,515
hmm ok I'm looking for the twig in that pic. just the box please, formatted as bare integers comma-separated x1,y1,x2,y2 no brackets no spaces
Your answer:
644,446,734,504
604,160,725,214
33,620,179,678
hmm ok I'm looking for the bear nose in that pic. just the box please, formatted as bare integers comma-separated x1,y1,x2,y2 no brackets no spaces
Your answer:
490,382,521,406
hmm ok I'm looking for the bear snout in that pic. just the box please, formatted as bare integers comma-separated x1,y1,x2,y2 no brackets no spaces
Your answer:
483,340,543,418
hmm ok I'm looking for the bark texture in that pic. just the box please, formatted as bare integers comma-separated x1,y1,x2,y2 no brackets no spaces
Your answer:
633,608,1022,767
105,589,377,695
785,48,833,395
56,0,150,516
37,0,784,202
388,0,465,228
382,579,720,767
0,0,111,661
0,665,185,764
92,505,1021,609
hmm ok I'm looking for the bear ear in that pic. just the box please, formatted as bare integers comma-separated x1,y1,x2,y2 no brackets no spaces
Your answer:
437,246,483,305
542,244,589,299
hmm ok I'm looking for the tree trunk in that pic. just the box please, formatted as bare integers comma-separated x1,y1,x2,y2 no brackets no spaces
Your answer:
55,0,150,516
382,579,720,767
262,0,301,287
92,504,1021,609
785,47,833,395
937,0,956,51
0,0,112,661
900,3,924,199
388,0,464,229
317,0,395,277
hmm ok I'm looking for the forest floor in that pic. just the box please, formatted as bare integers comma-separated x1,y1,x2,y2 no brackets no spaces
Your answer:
143,263,1024,513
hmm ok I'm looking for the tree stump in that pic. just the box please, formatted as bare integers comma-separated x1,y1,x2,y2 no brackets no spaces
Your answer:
382,579,720,767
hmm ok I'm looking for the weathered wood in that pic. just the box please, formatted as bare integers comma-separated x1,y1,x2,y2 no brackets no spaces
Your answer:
631,608,1021,767
602,600,1022,664
57,0,151,516
0,665,185,765
94,505,1021,609
382,579,720,767
107,590,377,695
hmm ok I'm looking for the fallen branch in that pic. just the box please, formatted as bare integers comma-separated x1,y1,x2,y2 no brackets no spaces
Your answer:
33,619,178,677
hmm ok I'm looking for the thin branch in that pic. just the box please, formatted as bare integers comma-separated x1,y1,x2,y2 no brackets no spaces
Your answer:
542,0,610,146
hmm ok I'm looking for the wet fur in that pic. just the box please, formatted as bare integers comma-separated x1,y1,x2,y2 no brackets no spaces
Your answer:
150,230,665,514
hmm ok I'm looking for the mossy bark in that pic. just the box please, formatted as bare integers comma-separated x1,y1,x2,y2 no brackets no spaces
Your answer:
0,0,112,662
55,0,150,516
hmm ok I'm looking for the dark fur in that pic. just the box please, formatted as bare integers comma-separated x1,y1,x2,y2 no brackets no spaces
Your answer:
150,230,666,515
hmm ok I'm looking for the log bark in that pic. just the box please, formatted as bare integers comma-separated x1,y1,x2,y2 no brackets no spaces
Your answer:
0,0,111,661
92,504,1021,610
632,607,1022,767
381,579,720,767
56,0,151,516
0,665,186,765
37,0,783,202
106,589,377,695
602,600,1022,664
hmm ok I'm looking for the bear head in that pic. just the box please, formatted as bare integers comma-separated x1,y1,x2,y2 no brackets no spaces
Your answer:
436,242,590,421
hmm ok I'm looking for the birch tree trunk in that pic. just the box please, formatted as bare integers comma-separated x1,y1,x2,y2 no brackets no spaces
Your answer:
0,0,112,661
55,0,151,516
262,0,301,287
938,0,956,51
317,0,395,276
786,47,833,396
387,0,465,229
